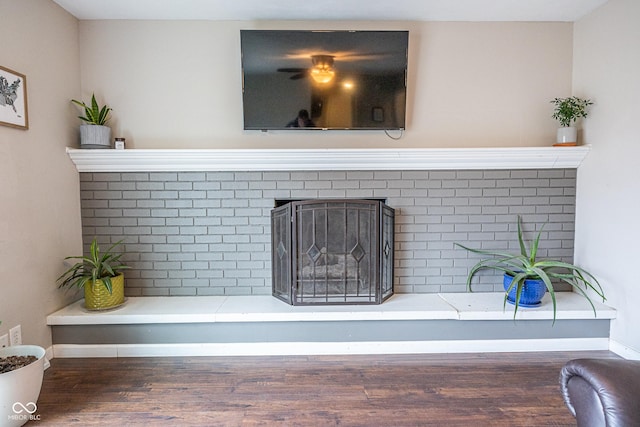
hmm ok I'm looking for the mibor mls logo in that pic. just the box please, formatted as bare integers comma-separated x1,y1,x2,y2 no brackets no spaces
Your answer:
12,402,37,414
9,401,41,422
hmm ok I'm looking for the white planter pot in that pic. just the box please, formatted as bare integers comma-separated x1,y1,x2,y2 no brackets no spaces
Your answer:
0,345,46,427
556,127,578,144
80,124,111,149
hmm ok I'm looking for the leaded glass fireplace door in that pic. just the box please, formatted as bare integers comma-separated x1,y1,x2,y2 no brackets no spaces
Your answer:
271,199,394,305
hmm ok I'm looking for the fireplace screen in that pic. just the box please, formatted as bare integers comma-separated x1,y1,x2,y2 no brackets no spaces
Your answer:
271,199,394,305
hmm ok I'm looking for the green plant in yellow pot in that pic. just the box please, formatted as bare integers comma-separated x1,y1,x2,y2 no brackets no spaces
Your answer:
57,238,129,310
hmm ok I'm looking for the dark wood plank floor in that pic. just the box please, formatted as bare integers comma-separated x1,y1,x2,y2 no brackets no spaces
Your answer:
32,351,618,426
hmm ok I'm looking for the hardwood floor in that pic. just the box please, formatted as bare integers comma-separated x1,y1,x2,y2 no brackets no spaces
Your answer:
33,351,618,426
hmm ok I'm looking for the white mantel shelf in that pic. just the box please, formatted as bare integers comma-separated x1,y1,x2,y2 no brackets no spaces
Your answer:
66,146,591,172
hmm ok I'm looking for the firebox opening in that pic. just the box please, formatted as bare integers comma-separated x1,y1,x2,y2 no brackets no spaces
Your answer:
271,199,395,306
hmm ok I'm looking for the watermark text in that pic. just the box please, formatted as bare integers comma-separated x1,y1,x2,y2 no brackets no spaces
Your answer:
8,401,41,422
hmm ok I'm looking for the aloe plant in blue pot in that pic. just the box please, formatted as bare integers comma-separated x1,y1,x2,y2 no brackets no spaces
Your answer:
456,216,606,321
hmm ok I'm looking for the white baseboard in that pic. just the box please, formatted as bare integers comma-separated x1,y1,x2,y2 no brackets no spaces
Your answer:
609,340,640,360
52,338,610,358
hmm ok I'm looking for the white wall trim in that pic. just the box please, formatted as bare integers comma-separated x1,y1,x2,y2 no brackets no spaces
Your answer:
609,340,640,360
66,146,591,172
52,338,609,358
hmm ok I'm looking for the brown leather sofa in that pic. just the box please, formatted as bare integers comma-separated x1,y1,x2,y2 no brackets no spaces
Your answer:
560,358,640,426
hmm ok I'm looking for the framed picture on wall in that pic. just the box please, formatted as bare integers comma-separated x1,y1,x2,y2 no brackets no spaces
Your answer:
0,65,29,130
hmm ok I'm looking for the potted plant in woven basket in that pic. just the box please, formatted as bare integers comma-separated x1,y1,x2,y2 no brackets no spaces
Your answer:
71,93,113,149
455,216,606,322
57,238,129,310
0,321,46,427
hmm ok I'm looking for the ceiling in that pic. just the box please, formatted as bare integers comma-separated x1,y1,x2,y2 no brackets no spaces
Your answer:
52,0,608,22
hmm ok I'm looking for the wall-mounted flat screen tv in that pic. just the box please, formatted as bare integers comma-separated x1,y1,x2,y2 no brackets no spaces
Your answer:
240,30,408,131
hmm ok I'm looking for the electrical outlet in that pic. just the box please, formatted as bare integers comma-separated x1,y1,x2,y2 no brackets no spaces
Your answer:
9,325,22,346
0,334,8,348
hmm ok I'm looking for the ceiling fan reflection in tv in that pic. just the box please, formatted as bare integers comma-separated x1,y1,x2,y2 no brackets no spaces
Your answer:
278,54,336,84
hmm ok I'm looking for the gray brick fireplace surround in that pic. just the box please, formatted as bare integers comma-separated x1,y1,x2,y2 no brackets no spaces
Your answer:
79,168,577,297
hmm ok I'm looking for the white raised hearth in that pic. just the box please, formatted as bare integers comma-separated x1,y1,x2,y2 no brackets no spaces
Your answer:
66,146,590,172
47,292,615,358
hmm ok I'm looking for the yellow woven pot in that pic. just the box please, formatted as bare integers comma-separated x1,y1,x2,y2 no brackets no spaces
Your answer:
84,273,125,310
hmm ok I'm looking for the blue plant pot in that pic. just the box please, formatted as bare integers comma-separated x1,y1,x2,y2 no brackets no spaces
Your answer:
503,273,547,307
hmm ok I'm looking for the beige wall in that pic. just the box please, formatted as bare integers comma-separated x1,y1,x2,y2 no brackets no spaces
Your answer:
0,0,83,348
574,0,640,357
78,20,573,149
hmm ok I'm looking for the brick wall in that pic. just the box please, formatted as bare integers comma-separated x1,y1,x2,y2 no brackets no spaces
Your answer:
79,169,577,296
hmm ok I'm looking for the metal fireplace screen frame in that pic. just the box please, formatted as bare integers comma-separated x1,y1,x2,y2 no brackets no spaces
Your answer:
271,199,394,305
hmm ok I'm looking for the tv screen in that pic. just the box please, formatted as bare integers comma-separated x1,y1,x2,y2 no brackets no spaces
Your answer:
240,30,408,131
